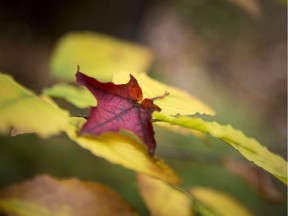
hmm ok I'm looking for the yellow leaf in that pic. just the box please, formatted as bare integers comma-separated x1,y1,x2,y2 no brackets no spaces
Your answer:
0,73,69,137
154,114,288,184
0,175,139,216
137,174,192,216
66,117,180,184
191,187,254,216
50,32,153,82
113,72,215,116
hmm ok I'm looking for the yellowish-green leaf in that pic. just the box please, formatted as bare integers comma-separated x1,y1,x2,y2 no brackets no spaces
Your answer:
66,117,180,184
0,73,69,137
43,84,95,108
113,72,215,116
50,32,153,82
0,199,70,216
0,175,139,216
190,187,254,216
154,113,288,184
137,174,192,216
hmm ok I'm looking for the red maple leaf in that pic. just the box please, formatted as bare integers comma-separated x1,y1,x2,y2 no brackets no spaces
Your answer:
76,68,168,155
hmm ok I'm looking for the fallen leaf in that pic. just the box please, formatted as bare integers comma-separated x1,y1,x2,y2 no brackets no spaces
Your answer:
76,69,168,155
50,32,153,82
0,73,69,137
0,175,139,216
137,174,192,216
66,117,180,184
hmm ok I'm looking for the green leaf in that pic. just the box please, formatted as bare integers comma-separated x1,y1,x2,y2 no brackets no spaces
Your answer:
0,73,69,137
154,113,288,184
190,187,254,216
65,117,180,184
43,84,95,108
50,32,153,82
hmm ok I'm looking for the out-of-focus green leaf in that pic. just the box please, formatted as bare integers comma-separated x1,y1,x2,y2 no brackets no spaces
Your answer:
190,187,254,216
43,84,94,108
153,113,288,184
0,175,140,216
137,174,192,216
50,32,153,82
0,73,69,137
65,117,180,184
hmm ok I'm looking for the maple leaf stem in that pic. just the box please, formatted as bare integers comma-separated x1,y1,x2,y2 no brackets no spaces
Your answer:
70,114,88,119
151,91,169,101
152,119,162,123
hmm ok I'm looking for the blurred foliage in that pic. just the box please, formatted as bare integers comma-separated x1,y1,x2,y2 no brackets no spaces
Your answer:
1,45,287,214
168,0,254,37
0,0,286,215
50,32,152,82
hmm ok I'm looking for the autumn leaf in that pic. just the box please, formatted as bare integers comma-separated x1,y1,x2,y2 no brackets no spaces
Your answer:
44,71,214,116
0,175,139,216
76,69,168,155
